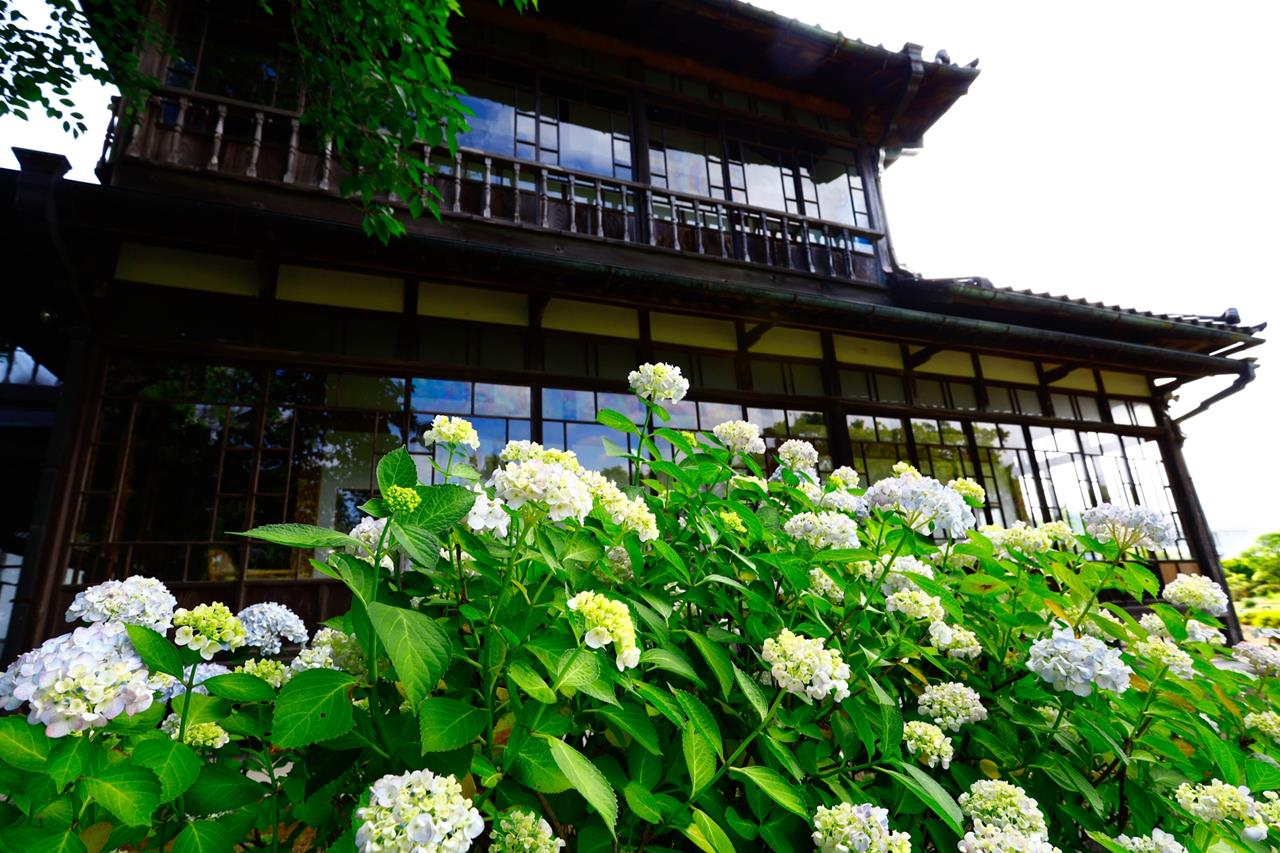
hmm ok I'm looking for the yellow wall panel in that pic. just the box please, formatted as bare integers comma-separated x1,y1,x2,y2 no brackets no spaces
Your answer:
833,335,902,368
542,299,638,338
978,355,1038,385
915,349,975,377
114,242,258,297
650,312,737,350
1044,363,1097,391
277,265,403,313
419,283,528,327
751,327,823,359
1101,370,1152,397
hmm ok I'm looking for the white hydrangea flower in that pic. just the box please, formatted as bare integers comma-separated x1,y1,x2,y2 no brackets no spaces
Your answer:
1187,620,1226,645
886,589,945,622
0,621,154,737
160,713,230,749
566,591,641,671
818,489,867,515
1161,575,1229,617
1132,636,1194,680
948,477,986,503
959,780,1048,837
1082,503,1176,551
828,466,860,490
1233,642,1280,678
1026,624,1131,696
929,621,982,659
467,492,510,538
580,471,659,541
958,822,1061,853
237,602,308,656
1039,520,1074,542
1175,780,1267,840
422,414,480,449
499,440,583,472
65,576,176,631
730,474,769,494
489,458,593,523
237,658,291,689
1139,613,1169,637
348,516,395,570
173,602,247,660
783,511,860,550
627,362,689,404
864,471,975,537
712,420,765,455
599,545,634,583
917,682,987,732
291,628,367,680
981,522,1051,556
1245,710,1280,745
812,802,911,853
490,809,566,853
903,720,953,769
1114,828,1189,853
762,628,851,702
778,439,820,473
809,567,844,604
880,556,934,595
355,769,484,853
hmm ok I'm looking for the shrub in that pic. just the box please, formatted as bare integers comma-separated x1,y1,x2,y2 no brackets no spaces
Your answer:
0,363,1273,853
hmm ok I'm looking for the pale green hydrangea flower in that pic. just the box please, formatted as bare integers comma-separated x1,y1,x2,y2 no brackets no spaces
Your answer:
173,603,246,660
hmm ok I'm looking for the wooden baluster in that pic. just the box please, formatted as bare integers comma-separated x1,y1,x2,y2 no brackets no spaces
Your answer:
671,200,681,252
482,156,493,219
452,151,462,213
245,110,264,178
821,224,833,276
715,203,727,257
422,144,432,200
843,228,855,278
206,104,227,171
512,162,522,224
568,174,578,233
124,96,152,158
645,188,656,246
621,186,631,242
283,118,300,184
693,200,704,253
319,137,333,191
801,220,815,273
761,214,773,266
738,209,751,263
166,96,188,164
594,180,604,238
539,168,549,228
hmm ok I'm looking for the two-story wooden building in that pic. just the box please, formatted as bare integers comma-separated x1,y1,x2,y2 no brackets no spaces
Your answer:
0,0,1263,658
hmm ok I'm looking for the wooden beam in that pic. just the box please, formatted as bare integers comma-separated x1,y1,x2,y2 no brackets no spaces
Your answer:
741,322,774,350
905,344,942,368
1040,364,1074,385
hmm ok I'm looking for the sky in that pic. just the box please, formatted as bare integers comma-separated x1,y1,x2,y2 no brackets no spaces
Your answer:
1,0,1276,555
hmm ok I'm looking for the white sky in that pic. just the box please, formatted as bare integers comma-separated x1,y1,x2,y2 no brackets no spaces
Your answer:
1,0,1275,554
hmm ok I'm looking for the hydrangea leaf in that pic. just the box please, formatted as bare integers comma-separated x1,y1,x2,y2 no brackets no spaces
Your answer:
172,820,238,853
673,689,723,758
595,408,639,434
271,669,356,748
506,659,558,704
388,519,442,567
418,697,486,753
25,832,86,853
124,624,185,680
78,765,160,827
230,523,362,551
593,703,660,755
729,765,808,818
881,764,963,835
542,736,618,837
733,665,770,721
686,632,734,699
182,765,266,816
375,446,417,495
682,726,716,797
681,808,735,853
367,602,453,708
131,735,200,803
44,735,92,792
406,484,476,532
201,673,276,703
0,716,52,771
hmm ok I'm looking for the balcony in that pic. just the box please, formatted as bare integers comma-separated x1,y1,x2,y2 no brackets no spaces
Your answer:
103,90,886,284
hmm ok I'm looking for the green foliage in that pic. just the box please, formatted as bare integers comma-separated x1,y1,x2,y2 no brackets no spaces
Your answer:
1225,531,1280,599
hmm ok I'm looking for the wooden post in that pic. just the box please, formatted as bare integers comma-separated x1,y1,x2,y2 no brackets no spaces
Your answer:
207,104,227,171
283,118,300,184
245,111,264,178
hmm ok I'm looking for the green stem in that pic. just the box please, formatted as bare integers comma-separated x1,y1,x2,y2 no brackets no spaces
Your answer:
693,690,786,802
1070,548,1129,633
633,407,654,488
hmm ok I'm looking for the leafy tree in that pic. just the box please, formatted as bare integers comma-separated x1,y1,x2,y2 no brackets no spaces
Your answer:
1224,531,1280,599
0,0,534,241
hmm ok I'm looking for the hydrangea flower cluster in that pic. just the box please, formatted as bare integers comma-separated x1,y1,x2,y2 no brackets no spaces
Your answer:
958,823,1062,853
1161,574,1229,616
0,621,154,737
981,521,1051,556
65,576,177,631
173,602,246,660
422,414,480,449
1039,520,1074,541
601,545,633,583
817,489,866,515
903,720,953,769
718,510,747,535
355,770,485,853
1233,642,1280,678
467,492,510,538
580,471,659,541
627,362,689,403
761,628,851,702
384,484,422,515
1174,780,1268,840
711,419,765,455
948,477,986,503
730,473,769,493
959,780,1048,837
828,466,860,490
783,511,860,550
161,713,230,749
880,556,934,595
929,621,982,659
150,662,230,702
238,658,290,688
1026,624,1131,696
489,458,594,523
1082,503,1176,551
811,802,911,853
809,567,844,604
1132,636,1194,680
292,628,367,679
1114,828,1189,852
1245,710,1280,744
237,602,308,656
489,809,566,853
566,591,641,670
917,682,987,732
864,471,975,537
499,440,582,471
886,589,945,622
348,516,394,569
777,439,819,473
1138,613,1225,645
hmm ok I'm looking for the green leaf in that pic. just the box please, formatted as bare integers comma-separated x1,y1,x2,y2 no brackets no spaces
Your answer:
124,624,185,679
596,408,639,434
45,736,92,791
232,523,361,551
553,648,602,694
633,681,688,730
1247,759,1280,791
563,531,604,564
1034,753,1104,816
132,736,200,802
507,659,558,704
272,669,356,748
729,765,808,818
882,764,963,835
183,765,266,816
0,716,51,771
543,737,618,837
623,781,663,824
687,632,734,699
640,647,705,687
594,703,660,755
173,820,239,853
418,698,486,753
28,833,87,853
734,666,770,721
389,519,442,566
682,808,736,853
79,765,160,827
674,689,723,758
201,673,276,703
377,446,418,494
508,737,572,794
368,602,453,707
408,484,476,532
683,726,717,797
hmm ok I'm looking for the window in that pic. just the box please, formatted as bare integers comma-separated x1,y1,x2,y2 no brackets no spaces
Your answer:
412,379,532,483
648,111,725,199
165,1,300,110
750,407,831,473
847,416,909,484
972,422,1038,527
542,388,643,482
750,359,824,396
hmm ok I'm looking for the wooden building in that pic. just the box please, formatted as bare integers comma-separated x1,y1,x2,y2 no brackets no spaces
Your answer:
0,0,1264,658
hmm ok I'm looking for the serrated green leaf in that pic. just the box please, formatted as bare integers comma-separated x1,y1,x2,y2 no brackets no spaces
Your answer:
682,808,736,853
389,519,442,566
201,673,275,703
272,669,356,748
368,602,453,707
683,726,717,797
45,735,92,791
729,765,808,818
232,523,361,550
507,659,558,704
28,833,87,853
623,781,663,823
173,820,238,853
508,737,572,794
124,624,185,679
687,632,734,699
882,764,963,835
376,446,417,494
0,716,51,771
183,765,266,816
418,697,486,753
640,647,704,687
79,766,160,827
408,484,476,532
594,703,660,755
132,736,200,802
553,648,601,693
543,737,618,836
674,689,723,758
734,665,770,721
596,408,639,434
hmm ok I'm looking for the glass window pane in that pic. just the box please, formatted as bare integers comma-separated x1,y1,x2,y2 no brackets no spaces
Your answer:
949,381,978,410
916,379,946,407
751,360,786,394
739,144,787,212
1076,395,1102,421
698,401,744,426
1016,389,1043,415
1051,393,1077,420
474,383,531,417
457,79,517,156
813,160,854,224
542,388,595,421
700,355,738,390
412,378,469,413
790,363,824,396
840,369,872,400
1131,401,1156,427
1110,401,1136,425
597,392,646,422
876,374,907,404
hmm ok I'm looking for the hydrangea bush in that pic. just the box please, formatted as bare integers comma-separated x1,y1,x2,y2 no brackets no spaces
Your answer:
1,363,1277,853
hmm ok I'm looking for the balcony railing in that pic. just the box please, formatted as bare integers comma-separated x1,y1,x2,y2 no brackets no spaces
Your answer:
104,89,884,282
